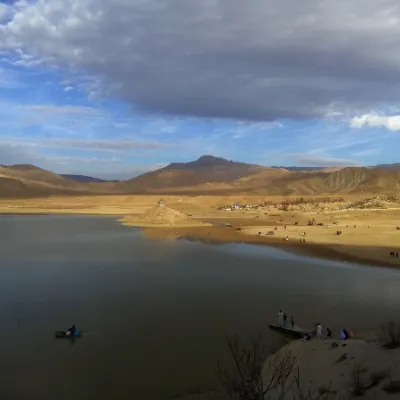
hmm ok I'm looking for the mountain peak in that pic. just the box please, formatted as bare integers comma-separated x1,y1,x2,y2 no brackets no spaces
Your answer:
5,164,44,171
194,155,232,165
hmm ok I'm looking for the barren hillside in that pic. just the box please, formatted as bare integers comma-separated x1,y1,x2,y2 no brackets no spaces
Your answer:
0,157,399,198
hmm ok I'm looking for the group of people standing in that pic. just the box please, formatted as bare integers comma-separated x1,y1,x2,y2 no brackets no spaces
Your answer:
277,310,333,340
278,310,295,328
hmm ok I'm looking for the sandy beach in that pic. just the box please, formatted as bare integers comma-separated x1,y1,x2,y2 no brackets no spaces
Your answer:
261,335,400,400
1,194,399,268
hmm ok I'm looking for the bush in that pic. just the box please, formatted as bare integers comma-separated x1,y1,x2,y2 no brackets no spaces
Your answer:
380,321,400,349
349,362,368,396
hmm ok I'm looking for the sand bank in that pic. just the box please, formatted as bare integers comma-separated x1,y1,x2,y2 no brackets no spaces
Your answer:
1,195,399,267
262,337,400,400
142,224,400,268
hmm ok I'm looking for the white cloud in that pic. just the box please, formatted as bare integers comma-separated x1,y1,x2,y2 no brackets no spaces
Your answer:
44,138,176,151
64,86,74,92
0,140,166,179
17,104,101,116
350,113,400,131
3,1,400,121
284,153,361,167
0,137,176,153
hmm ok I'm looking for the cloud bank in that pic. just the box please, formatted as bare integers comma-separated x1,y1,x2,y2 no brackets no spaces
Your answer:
350,114,400,131
2,0,400,121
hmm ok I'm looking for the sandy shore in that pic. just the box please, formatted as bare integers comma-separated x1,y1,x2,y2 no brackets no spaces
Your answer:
262,336,400,400
142,224,400,268
1,195,399,268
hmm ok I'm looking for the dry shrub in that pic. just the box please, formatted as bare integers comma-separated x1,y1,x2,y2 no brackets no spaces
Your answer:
380,321,400,349
349,362,368,396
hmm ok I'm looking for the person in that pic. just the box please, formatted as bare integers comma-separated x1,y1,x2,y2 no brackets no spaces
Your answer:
283,313,287,328
278,310,283,326
291,316,295,328
326,327,332,337
316,323,322,339
68,325,77,336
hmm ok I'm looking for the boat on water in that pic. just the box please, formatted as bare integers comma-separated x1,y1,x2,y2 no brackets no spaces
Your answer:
55,330,82,339
268,324,309,338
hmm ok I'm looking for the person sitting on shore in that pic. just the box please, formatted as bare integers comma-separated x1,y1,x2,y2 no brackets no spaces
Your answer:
326,327,332,337
340,329,349,340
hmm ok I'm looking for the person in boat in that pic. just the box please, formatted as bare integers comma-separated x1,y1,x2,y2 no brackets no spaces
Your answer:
68,325,77,336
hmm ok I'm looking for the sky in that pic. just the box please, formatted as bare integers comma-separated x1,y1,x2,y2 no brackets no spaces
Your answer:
0,0,399,179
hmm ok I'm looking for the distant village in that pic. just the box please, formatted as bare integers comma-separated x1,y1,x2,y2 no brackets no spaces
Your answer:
217,202,271,211
216,196,400,212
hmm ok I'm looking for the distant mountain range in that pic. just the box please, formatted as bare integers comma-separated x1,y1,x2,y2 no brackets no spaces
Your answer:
60,174,112,183
270,166,340,172
0,156,399,198
372,163,400,170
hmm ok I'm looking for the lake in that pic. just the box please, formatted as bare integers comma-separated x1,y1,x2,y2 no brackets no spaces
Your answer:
1,215,400,400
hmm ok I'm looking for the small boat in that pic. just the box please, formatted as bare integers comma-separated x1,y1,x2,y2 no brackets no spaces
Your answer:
268,324,309,338
55,330,82,339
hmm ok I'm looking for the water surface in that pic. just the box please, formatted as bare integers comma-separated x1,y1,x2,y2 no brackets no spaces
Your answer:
1,215,399,400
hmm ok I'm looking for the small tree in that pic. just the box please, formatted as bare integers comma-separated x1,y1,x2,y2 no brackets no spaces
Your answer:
380,321,400,349
217,334,296,400
217,334,339,400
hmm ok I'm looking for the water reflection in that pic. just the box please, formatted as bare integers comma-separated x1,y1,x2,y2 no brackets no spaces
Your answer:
0,216,399,399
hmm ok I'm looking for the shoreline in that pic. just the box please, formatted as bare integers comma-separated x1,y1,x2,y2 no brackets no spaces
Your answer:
141,225,400,269
1,208,399,269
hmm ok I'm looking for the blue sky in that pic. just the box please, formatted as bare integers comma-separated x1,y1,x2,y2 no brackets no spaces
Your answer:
0,0,399,179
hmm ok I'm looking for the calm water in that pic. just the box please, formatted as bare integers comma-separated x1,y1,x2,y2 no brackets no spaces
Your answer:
1,215,400,400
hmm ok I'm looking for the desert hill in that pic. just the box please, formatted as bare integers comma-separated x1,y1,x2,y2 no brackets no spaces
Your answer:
115,155,269,192
0,164,100,198
0,157,399,198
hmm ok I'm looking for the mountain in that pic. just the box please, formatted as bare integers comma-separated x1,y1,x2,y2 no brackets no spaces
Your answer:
116,155,270,192
270,166,335,172
119,158,400,195
270,167,400,195
61,174,109,183
373,163,400,171
0,157,399,198
0,164,104,198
